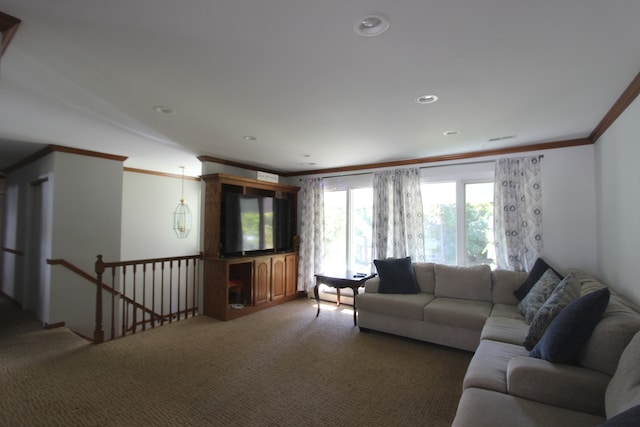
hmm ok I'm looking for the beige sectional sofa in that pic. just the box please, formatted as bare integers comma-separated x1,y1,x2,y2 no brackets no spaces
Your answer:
355,262,640,426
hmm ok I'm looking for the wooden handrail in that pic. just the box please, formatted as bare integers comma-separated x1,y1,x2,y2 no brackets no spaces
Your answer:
2,247,24,256
47,257,190,342
47,258,142,307
47,258,100,287
99,252,202,268
94,253,202,343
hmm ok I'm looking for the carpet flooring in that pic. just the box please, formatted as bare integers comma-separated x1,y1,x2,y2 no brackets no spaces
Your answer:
1,295,472,426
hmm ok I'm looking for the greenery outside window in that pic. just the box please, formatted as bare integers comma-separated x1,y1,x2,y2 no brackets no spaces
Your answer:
323,177,373,273
420,161,495,267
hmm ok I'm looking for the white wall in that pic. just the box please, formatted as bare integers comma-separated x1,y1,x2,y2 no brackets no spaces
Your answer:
121,170,200,260
2,151,125,336
48,152,124,334
594,96,640,306
540,145,598,272
1,154,54,319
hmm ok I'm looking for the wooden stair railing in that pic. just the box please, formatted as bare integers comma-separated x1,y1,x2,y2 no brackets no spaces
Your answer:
47,253,202,343
94,253,202,343
47,259,162,337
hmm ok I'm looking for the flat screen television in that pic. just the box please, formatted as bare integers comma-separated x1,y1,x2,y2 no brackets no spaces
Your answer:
222,192,293,256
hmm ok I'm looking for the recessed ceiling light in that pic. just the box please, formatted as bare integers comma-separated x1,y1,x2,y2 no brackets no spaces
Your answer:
416,95,438,104
243,135,258,141
300,162,317,166
300,154,311,158
443,130,460,136
354,13,390,37
153,105,175,114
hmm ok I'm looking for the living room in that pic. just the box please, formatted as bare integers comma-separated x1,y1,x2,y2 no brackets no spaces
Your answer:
1,2,640,425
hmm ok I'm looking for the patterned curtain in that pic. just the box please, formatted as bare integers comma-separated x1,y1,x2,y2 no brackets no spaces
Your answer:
494,156,543,272
372,168,425,262
297,178,324,292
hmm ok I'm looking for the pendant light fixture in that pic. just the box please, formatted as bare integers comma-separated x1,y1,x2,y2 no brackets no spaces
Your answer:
173,166,192,238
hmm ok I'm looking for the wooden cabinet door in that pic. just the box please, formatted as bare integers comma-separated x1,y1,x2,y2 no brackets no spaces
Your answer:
254,258,270,305
271,256,285,301
285,254,297,296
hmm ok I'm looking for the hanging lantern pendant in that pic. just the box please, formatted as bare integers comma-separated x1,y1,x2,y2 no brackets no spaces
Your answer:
173,167,192,238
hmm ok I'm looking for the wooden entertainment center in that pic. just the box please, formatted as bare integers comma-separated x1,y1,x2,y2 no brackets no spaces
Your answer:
202,173,300,320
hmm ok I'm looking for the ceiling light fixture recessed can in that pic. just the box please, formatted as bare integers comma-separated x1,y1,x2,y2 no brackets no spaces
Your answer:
153,105,175,114
443,130,460,136
243,135,258,141
354,13,390,37
416,95,438,104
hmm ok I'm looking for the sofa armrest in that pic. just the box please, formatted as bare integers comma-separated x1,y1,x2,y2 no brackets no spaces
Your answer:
364,277,380,293
506,356,610,416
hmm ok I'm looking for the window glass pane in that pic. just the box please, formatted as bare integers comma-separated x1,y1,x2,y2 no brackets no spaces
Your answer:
465,182,494,267
323,191,347,270
422,182,457,265
350,188,373,272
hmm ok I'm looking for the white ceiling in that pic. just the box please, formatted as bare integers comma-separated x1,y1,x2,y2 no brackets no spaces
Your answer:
1,0,639,177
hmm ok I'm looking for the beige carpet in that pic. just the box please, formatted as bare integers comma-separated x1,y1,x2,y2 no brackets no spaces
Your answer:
1,296,472,426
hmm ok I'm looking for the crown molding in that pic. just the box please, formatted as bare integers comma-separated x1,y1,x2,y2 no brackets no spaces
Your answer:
5,144,128,173
0,10,21,58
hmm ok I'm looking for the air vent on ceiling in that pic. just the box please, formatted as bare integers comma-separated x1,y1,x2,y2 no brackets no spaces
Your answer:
488,134,517,142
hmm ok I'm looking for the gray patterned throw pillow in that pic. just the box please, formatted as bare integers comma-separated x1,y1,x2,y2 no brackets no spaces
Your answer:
523,272,581,350
518,268,562,324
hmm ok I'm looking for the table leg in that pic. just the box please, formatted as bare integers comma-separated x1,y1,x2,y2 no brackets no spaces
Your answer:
353,287,358,326
314,279,320,318
336,288,341,306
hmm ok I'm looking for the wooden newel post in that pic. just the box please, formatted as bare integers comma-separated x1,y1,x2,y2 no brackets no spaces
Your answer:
94,254,105,344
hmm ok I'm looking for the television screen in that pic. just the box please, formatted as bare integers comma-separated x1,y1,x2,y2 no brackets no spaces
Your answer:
223,193,280,255
274,198,292,250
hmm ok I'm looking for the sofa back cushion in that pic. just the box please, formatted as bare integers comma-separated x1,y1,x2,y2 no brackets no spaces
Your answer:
605,331,640,418
491,269,529,305
572,270,640,376
578,304,640,376
413,263,436,294
434,264,492,302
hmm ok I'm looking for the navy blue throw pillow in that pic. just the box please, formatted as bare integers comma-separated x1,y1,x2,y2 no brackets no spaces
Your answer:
514,258,564,301
530,287,610,364
597,404,640,427
374,257,419,294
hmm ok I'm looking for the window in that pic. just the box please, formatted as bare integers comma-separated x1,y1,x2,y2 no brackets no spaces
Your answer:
465,182,494,267
323,177,373,272
321,164,493,271
421,164,494,267
422,182,457,265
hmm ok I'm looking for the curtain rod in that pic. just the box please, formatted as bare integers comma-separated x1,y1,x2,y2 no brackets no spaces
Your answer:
299,155,544,181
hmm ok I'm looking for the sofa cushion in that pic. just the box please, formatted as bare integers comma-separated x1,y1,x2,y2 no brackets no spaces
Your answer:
481,317,528,346
605,331,640,419
490,303,525,320
530,288,610,364
513,257,564,301
524,272,581,350
413,262,436,294
578,293,640,375
374,257,420,294
491,269,529,305
356,292,434,321
434,264,492,302
453,387,605,427
518,268,562,324
424,298,492,330
463,339,530,393
507,356,610,416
